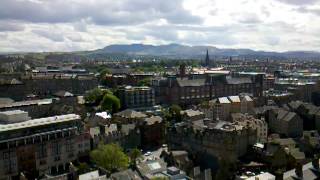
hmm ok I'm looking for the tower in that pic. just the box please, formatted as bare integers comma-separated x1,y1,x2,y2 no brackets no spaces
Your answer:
179,63,186,78
205,49,210,67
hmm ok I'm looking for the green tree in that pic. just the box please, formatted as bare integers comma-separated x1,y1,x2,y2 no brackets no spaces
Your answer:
84,88,114,105
169,104,182,122
77,163,90,174
151,177,169,180
129,148,142,167
90,143,129,173
100,93,121,113
99,68,111,85
138,78,151,86
84,88,104,104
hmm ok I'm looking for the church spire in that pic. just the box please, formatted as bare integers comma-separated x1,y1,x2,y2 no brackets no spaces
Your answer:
205,49,210,67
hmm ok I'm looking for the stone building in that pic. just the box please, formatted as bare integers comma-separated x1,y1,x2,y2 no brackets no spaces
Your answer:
181,109,205,122
116,86,155,109
140,116,165,149
152,73,263,106
209,95,254,121
0,74,98,100
268,108,303,138
0,112,90,179
231,113,268,143
168,119,257,164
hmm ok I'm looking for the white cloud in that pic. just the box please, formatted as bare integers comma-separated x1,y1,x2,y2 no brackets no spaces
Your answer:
0,0,320,52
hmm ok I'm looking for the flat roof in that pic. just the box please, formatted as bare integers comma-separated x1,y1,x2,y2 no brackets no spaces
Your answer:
0,114,80,132
0,98,53,109
0,110,27,115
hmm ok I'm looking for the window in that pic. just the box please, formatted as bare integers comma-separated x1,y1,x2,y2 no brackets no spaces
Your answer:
3,150,16,173
65,139,73,153
52,142,61,156
38,143,47,158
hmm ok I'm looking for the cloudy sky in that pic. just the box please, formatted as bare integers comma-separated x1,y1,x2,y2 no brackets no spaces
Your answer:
1,0,320,52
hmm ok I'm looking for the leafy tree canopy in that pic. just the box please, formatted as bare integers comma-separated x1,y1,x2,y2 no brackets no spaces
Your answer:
90,143,129,173
100,93,121,113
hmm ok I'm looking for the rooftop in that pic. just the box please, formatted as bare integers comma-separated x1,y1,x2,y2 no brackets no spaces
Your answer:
144,116,162,125
0,110,26,116
218,97,231,104
0,114,80,132
95,112,111,119
228,96,241,103
115,109,147,119
182,109,204,117
0,98,54,109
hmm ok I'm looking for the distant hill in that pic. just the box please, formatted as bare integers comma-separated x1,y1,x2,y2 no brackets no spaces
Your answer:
3,43,320,60
93,43,320,60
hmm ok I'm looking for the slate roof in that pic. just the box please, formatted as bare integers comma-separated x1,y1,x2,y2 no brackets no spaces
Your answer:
289,148,305,160
176,79,206,87
275,109,298,122
114,109,147,119
288,101,303,110
226,77,252,84
272,138,297,147
252,106,278,115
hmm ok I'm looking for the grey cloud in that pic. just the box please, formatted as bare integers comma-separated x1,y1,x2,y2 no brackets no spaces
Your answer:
66,34,84,42
236,13,262,24
73,20,89,32
179,31,237,46
274,0,320,5
32,29,65,42
296,7,320,16
0,21,25,32
0,0,202,26
264,36,280,46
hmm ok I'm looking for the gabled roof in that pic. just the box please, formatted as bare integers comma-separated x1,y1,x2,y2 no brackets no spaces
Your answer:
241,95,253,102
218,97,230,104
228,96,240,103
